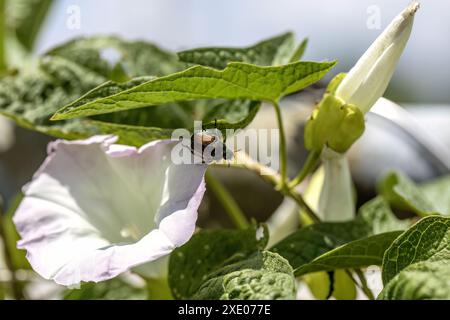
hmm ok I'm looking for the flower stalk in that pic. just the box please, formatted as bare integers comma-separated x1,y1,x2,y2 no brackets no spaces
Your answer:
272,101,289,191
288,150,321,188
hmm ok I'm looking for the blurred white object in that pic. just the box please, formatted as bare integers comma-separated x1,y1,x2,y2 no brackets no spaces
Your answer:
350,98,450,189
408,106,450,152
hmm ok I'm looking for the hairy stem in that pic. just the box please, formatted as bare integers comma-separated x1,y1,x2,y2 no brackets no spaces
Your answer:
214,152,320,224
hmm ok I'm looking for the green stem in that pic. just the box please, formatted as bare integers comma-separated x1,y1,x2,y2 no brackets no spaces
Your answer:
0,0,6,72
0,203,23,299
272,101,288,191
145,277,173,300
354,269,375,300
214,152,321,224
205,171,249,229
288,150,321,188
282,188,321,224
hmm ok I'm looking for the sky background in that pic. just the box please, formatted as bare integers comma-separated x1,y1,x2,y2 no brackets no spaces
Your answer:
34,0,450,104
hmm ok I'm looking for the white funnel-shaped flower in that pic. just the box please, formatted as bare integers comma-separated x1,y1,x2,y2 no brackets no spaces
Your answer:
13,136,207,287
335,2,419,114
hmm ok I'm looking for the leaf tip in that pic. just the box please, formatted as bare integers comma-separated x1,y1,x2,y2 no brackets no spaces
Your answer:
49,112,65,121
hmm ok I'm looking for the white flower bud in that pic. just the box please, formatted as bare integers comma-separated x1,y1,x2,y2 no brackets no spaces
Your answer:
335,2,419,114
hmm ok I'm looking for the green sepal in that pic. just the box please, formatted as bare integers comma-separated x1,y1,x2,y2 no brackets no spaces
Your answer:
325,72,346,94
304,76,365,153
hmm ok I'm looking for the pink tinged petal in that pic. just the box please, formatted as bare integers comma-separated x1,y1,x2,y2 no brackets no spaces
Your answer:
13,135,207,286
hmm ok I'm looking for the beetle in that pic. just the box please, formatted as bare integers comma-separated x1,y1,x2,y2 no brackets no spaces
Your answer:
190,131,232,163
